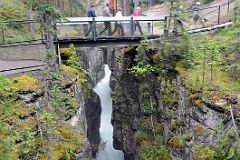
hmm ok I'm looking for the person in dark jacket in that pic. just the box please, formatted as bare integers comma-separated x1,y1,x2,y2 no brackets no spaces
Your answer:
85,4,97,37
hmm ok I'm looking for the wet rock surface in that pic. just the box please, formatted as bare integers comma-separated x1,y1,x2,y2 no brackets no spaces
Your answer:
109,47,239,160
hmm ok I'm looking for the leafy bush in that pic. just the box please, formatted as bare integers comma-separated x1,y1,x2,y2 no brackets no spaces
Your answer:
0,76,12,97
141,135,170,160
0,0,27,20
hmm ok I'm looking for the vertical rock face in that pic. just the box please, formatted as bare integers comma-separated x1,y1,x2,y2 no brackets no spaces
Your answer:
109,47,141,160
78,47,105,85
109,47,239,160
77,47,105,157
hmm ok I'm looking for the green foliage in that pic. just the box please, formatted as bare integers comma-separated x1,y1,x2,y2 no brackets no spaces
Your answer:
130,65,155,77
179,28,240,100
0,0,28,20
161,80,178,107
168,135,185,149
0,122,19,159
62,148,77,160
50,85,77,119
66,44,80,69
141,135,170,160
192,145,215,160
43,69,63,83
20,128,34,155
30,0,61,21
129,37,156,77
60,44,88,85
0,76,12,97
226,63,240,80
213,129,240,159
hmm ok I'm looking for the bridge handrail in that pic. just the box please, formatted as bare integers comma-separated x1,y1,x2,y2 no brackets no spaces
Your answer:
2,19,39,24
56,16,167,25
186,0,235,14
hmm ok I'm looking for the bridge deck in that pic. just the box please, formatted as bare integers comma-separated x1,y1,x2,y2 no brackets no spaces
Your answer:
57,35,161,48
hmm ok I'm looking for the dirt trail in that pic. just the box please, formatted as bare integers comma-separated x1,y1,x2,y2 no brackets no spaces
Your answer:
142,0,235,30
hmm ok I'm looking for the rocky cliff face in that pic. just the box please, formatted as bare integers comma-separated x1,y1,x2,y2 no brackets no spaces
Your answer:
77,47,107,157
109,47,240,160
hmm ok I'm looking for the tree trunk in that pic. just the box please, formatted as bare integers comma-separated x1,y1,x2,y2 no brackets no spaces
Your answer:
167,1,174,34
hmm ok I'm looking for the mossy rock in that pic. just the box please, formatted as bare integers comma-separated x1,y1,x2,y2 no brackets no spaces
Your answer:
192,145,215,160
170,120,184,130
194,99,203,108
60,64,79,76
168,135,184,149
183,133,192,142
124,46,136,54
135,130,148,144
175,61,190,78
11,74,43,93
194,125,208,136
152,53,161,63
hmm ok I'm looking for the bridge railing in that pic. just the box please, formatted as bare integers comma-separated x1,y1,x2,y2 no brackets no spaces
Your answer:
56,16,167,41
184,0,235,30
0,20,44,45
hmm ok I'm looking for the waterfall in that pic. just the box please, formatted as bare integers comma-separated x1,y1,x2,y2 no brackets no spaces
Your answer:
94,64,124,160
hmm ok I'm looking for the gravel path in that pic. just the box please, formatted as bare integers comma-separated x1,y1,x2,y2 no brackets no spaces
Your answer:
142,0,235,31
0,60,46,75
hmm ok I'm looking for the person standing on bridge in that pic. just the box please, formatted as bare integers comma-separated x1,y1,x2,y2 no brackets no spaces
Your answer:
133,7,143,36
99,3,113,36
111,8,125,36
85,4,97,37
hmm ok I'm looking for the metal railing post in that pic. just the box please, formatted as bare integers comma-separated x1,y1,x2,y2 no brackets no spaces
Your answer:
148,22,151,34
228,0,230,12
218,5,221,24
164,16,168,36
152,21,154,34
1,28,5,43
93,17,96,41
130,16,134,40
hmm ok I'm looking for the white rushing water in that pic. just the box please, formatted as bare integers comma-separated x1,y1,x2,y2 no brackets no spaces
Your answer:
94,65,124,160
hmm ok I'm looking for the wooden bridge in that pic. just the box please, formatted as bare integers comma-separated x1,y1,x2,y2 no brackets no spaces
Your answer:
56,16,167,47
0,0,236,74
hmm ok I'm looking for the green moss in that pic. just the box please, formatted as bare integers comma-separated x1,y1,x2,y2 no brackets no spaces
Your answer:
161,84,179,107
183,133,192,142
152,53,161,63
0,0,28,20
141,134,170,160
168,135,184,149
0,75,12,97
135,130,148,144
52,126,87,160
124,46,136,54
170,120,184,130
60,48,72,58
194,99,203,108
60,64,79,76
112,83,125,103
11,74,43,92
194,125,208,136
192,145,215,160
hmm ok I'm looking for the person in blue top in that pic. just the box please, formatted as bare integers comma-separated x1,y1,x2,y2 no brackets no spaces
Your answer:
192,2,200,22
192,2,205,27
85,4,97,37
